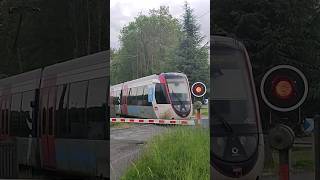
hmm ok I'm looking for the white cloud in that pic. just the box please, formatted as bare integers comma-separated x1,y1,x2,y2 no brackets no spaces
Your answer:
110,0,210,49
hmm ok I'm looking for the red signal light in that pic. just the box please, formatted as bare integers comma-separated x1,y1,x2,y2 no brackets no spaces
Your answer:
191,82,206,97
272,77,294,100
260,65,308,112
196,86,202,93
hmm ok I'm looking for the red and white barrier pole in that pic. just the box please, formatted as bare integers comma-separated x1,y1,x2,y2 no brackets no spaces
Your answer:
279,150,290,180
110,118,195,126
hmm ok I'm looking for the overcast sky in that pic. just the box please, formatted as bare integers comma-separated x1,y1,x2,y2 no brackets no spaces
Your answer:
110,0,210,50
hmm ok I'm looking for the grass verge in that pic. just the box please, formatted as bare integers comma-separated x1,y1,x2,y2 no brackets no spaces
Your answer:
110,122,132,128
200,108,208,116
263,147,314,173
121,127,210,180
192,105,209,116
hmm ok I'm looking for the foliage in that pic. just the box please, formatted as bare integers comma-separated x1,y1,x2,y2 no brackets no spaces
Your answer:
121,127,209,180
212,0,320,114
111,6,182,84
111,4,209,87
0,0,108,76
175,2,209,86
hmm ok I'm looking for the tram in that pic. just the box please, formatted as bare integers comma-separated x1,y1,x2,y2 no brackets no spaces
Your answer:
211,36,264,180
110,72,193,120
0,51,108,178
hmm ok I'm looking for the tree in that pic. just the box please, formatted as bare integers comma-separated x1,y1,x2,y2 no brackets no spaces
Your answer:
175,2,209,86
112,6,182,84
0,0,108,76
212,0,320,113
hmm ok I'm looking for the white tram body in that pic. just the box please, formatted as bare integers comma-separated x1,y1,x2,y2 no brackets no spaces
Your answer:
211,36,264,180
110,73,193,120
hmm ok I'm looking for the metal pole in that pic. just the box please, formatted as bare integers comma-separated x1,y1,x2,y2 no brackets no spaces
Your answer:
314,114,320,180
279,149,290,180
196,108,201,128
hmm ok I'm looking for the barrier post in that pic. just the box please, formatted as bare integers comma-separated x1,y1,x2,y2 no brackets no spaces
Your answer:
194,101,202,128
279,149,290,180
196,108,201,128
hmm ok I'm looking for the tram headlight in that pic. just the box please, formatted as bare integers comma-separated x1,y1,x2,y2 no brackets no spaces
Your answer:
173,104,191,113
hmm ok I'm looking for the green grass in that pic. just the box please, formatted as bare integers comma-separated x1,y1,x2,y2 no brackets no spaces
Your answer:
192,104,209,116
121,127,210,180
291,148,314,170
200,108,208,116
110,122,132,128
263,147,314,173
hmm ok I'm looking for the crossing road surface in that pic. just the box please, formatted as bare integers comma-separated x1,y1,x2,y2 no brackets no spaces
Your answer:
110,124,168,180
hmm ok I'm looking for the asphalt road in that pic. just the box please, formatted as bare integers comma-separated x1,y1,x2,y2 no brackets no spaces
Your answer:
110,124,168,180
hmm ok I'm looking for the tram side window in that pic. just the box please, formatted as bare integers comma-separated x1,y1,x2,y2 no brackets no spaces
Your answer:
87,77,107,139
137,86,143,106
10,93,22,136
0,98,3,135
55,84,69,138
116,91,121,105
40,88,49,135
127,88,132,105
1,96,10,135
131,87,138,105
0,98,2,134
21,91,35,137
112,91,117,105
143,86,152,106
0,97,5,135
68,81,88,139
112,91,119,105
155,84,169,104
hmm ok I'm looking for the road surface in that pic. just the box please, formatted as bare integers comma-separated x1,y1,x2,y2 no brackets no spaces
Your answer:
110,124,168,180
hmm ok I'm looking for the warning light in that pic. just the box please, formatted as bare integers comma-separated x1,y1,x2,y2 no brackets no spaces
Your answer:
191,82,206,97
196,87,202,93
260,65,308,112
273,78,294,99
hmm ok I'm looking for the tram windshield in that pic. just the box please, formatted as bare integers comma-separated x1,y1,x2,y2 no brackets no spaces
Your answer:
212,47,256,126
211,46,259,163
165,74,191,117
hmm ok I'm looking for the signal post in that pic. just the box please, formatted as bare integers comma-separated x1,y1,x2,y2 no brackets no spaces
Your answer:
260,65,308,180
191,82,206,127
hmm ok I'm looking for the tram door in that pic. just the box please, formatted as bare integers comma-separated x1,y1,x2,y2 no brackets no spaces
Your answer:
40,87,56,169
121,85,128,115
0,96,10,138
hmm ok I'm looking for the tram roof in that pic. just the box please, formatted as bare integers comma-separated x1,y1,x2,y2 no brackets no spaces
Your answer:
0,69,42,95
211,35,245,50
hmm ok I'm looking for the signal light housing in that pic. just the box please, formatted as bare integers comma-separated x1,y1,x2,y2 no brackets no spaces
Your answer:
191,82,207,97
260,65,308,112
